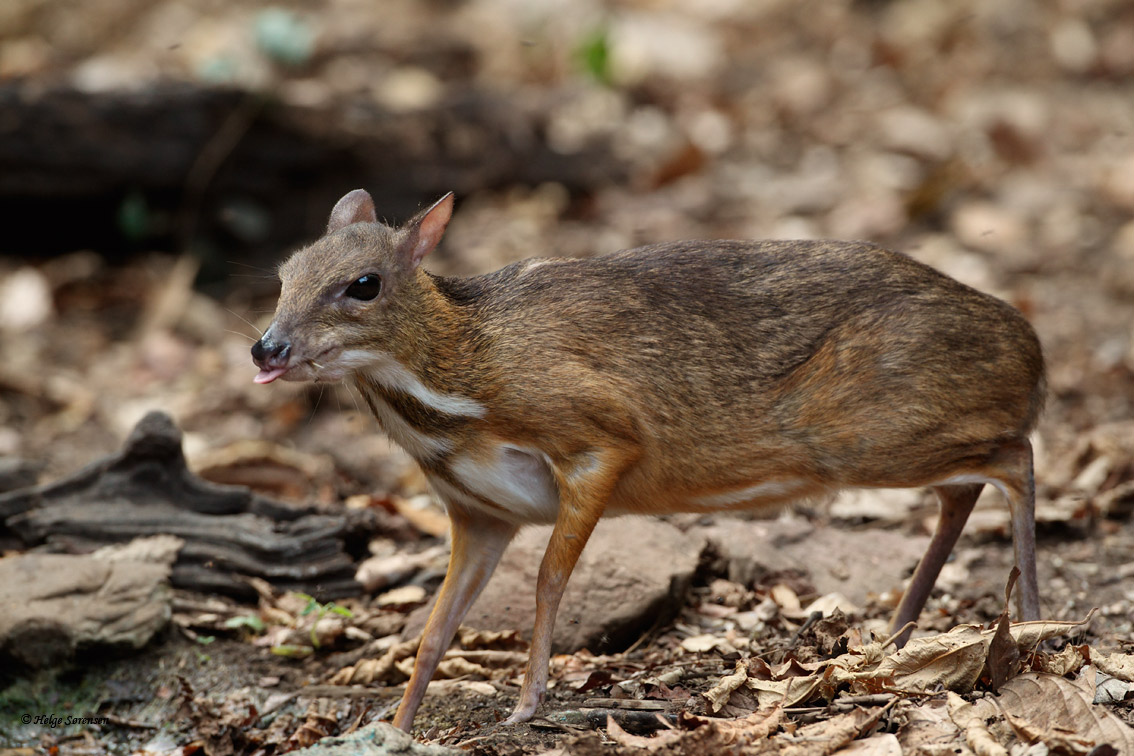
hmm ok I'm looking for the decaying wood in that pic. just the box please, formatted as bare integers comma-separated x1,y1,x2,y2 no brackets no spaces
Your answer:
0,82,624,262
0,411,371,600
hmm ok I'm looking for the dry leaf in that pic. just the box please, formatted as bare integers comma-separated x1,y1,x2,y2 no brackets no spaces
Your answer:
780,706,888,756
802,592,859,618
994,670,1134,754
328,638,419,685
355,545,446,593
434,656,493,679
391,494,451,537
869,624,989,694
770,583,803,615
454,680,497,697
836,733,901,755
896,696,971,754
457,627,524,649
1034,644,1086,676
679,707,784,747
846,613,1097,697
947,692,1009,756
704,660,749,712
1092,650,1134,682
987,610,1096,649
681,633,727,653
375,584,428,608
605,715,683,751
189,439,334,501
746,672,825,709
986,610,1019,693
1095,673,1134,704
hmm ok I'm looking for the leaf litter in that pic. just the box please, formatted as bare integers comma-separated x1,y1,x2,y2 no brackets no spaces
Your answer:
6,0,1134,753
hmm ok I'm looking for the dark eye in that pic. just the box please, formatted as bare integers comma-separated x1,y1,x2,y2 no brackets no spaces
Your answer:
345,274,382,301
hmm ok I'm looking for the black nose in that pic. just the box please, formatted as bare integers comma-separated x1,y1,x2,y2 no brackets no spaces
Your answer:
251,336,290,367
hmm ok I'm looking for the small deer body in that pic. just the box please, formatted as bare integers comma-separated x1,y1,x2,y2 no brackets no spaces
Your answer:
252,190,1045,731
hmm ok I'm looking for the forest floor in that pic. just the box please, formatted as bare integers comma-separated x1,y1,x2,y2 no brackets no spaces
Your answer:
2,0,1133,753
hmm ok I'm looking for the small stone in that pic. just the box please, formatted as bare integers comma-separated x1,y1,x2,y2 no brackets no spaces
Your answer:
0,267,53,331
372,67,445,113
876,106,953,162
769,56,832,118
1101,154,1134,212
951,201,1029,256
608,11,722,85
1050,18,1097,74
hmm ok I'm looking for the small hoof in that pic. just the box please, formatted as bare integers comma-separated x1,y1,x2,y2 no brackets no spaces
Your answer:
503,702,539,725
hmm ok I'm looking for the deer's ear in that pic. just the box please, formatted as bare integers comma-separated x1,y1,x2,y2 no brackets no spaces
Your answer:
397,193,453,270
327,189,377,233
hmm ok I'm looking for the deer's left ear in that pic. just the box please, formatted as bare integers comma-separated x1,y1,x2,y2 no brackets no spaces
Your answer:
397,192,454,270
327,189,377,234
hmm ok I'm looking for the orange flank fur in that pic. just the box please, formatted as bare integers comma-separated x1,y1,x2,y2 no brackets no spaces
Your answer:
251,189,1046,732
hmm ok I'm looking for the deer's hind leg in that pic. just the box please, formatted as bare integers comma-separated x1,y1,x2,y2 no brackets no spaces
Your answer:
889,438,1038,647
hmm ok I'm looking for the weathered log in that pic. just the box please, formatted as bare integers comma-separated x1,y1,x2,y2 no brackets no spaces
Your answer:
0,411,372,600
0,82,624,268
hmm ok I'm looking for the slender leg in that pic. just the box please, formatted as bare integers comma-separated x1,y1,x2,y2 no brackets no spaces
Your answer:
995,439,1039,622
504,509,601,723
392,509,517,731
890,483,982,647
890,438,1040,648
504,449,634,724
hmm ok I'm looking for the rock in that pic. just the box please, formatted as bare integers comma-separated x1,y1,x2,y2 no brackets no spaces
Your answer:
876,106,953,162
0,267,53,331
0,548,175,667
690,515,931,607
608,12,723,85
406,518,704,654
950,201,1029,257
288,722,460,756
1049,18,1097,74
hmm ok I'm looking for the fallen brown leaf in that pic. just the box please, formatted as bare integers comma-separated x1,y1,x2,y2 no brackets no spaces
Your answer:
985,611,1019,693
1033,643,1087,676
896,696,970,754
994,669,1134,754
355,545,447,593
605,714,684,751
328,637,419,685
863,624,989,694
390,493,451,537
779,705,890,756
458,626,524,650
704,660,749,712
947,691,1008,756
948,668,1134,754
1092,649,1134,682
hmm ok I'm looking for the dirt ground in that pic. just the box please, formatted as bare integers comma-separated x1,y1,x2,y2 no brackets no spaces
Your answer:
2,0,1133,753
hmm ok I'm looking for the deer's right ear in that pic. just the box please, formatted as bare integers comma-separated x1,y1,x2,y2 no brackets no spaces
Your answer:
327,189,377,233
397,192,454,271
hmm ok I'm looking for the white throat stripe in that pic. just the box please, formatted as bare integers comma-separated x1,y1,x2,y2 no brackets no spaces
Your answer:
345,350,486,418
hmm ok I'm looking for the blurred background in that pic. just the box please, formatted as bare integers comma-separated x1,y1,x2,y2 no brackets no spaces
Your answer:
1,0,1133,502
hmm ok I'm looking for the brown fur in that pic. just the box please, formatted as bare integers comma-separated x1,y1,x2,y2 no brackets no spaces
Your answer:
253,191,1045,730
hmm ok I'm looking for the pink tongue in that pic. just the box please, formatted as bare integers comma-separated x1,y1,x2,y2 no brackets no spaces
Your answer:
254,367,288,384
